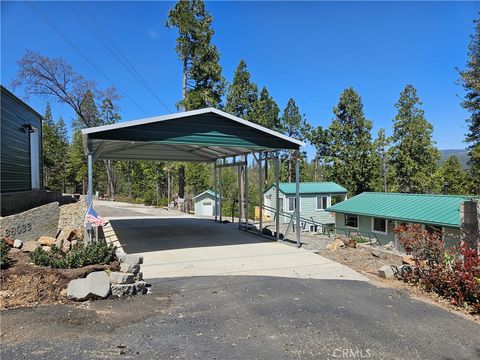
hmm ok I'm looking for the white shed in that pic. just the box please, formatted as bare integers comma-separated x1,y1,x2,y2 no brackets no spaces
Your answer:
194,190,220,217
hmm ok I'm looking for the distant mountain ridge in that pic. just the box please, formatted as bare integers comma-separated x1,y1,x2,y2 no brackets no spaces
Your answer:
439,149,470,168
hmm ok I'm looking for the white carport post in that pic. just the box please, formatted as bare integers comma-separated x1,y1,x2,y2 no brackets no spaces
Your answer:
295,151,301,247
87,139,93,208
275,152,280,240
258,152,263,234
244,155,249,228
214,162,218,222
219,160,223,222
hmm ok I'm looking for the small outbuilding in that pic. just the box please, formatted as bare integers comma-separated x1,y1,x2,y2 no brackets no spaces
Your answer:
194,190,220,217
263,182,348,227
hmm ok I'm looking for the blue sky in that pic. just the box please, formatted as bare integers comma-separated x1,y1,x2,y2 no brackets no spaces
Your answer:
1,1,478,157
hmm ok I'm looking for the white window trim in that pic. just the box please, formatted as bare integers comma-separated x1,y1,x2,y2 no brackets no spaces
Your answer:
371,217,388,235
344,214,359,230
316,195,331,211
287,196,300,213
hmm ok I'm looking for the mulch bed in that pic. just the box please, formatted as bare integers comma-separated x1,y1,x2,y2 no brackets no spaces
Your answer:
0,251,119,309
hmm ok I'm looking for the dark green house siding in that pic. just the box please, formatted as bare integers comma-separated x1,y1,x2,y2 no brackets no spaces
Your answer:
1,86,43,192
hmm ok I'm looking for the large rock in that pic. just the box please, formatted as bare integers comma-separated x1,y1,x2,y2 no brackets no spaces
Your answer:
326,238,345,251
134,281,147,295
13,239,23,249
120,263,140,275
0,202,60,242
67,271,111,301
22,240,40,252
378,265,396,279
109,272,135,284
111,283,136,297
124,254,143,266
38,236,56,246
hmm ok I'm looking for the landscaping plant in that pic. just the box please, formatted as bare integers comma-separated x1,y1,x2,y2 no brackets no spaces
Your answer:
0,241,11,269
29,240,117,269
395,224,480,314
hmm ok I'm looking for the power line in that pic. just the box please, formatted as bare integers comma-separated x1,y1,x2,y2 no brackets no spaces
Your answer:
26,1,150,117
74,2,171,113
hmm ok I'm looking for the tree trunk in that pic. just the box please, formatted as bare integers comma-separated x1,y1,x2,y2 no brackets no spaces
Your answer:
103,160,116,199
288,153,292,183
179,166,185,199
127,161,132,199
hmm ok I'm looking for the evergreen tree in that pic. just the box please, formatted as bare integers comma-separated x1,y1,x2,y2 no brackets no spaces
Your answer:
373,128,391,192
279,98,310,182
321,88,376,195
250,87,280,130
390,85,440,193
67,130,88,194
167,0,225,200
437,155,470,195
225,60,258,119
458,18,480,194
42,103,68,191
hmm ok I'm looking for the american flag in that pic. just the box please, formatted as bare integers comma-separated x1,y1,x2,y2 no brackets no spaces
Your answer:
86,206,105,226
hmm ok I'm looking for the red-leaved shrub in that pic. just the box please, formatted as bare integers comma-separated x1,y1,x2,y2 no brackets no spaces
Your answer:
395,224,480,314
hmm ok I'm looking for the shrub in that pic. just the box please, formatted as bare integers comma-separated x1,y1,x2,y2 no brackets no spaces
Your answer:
395,224,480,314
0,241,11,269
29,240,117,269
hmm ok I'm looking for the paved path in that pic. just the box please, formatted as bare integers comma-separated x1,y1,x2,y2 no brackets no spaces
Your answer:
1,276,479,360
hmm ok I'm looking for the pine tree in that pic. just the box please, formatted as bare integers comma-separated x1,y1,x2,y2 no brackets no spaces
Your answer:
225,60,258,119
250,87,280,130
279,98,310,182
321,88,376,195
373,128,391,192
390,85,440,193
437,155,470,195
167,0,225,200
458,18,480,194
67,130,88,194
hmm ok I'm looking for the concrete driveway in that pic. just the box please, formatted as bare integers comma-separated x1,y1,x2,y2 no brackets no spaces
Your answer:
96,201,367,282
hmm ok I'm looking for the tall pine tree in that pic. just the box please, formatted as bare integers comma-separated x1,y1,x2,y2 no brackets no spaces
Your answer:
389,85,439,193
225,60,258,119
250,87,280,130
458,18,480,194
436,155,470,195
322,88,376,195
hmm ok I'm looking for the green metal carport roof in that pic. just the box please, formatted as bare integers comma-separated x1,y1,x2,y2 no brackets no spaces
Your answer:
327,192,478,228
265,182,348,195
82,108,304,161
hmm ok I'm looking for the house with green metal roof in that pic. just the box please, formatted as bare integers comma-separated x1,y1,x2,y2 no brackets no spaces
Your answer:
326,192,476,248
263,182,348,227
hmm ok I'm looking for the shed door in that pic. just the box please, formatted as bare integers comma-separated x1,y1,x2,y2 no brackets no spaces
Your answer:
203,201,213,216
30,127,40,189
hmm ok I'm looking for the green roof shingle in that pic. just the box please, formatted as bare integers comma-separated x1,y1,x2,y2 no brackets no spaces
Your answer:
268,182,348,195
326,192,478,228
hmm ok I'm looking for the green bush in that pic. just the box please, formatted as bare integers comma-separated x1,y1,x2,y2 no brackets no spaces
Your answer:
0,241,11,269
29,240,117,269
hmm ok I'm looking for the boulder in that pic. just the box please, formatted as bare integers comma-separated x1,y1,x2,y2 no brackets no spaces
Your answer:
124,254,143,266
2,237,14,247
111,283,136,297
67,271,111,301
56,228,72,242
344,239,357,248
10,248,21,254
402,255,416,266
134,272,143,282
134,281,146,295
13,239,23,249
326,238,345,251
22,240,40,252
109,271,135,284
120,263,140,275
371,250,389,260
38,236,56,246
378,265,396,279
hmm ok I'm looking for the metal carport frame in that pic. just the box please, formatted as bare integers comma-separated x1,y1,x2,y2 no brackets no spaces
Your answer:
82,107,305,246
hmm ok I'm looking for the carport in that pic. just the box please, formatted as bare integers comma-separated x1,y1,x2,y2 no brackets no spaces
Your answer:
81,108,304,245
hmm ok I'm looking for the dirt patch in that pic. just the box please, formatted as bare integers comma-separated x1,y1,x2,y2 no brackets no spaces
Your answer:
58,201,86,231
0,251,119,309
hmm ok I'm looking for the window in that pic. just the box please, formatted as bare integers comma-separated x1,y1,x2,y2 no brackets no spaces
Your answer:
316,196,328,210
425,224,442,235
345,214,358,228
372,217,387,234
287,197,299,212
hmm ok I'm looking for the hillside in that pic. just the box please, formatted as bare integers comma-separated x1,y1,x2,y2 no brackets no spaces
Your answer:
439,149,470,168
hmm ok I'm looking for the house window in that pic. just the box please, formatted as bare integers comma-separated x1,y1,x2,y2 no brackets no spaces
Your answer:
345,214,358,228
372,217,387,234
287,197,299,212
316,196,328,210
425,224,442,235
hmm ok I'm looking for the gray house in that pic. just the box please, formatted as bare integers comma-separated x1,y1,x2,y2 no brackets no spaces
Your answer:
1,85,42,193
263,182,348,228
194,190,220,217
